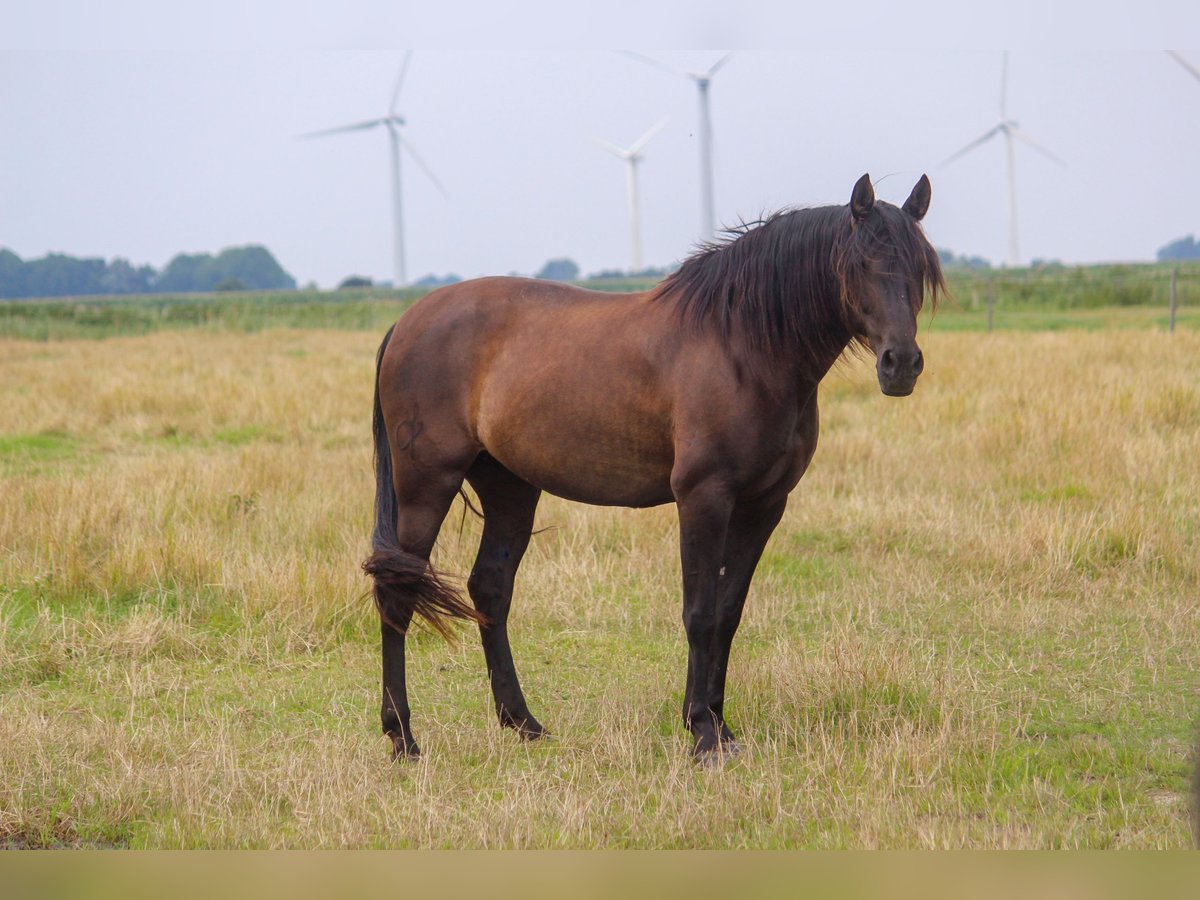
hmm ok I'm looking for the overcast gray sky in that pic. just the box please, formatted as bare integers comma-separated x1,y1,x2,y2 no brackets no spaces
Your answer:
2,2,1198,287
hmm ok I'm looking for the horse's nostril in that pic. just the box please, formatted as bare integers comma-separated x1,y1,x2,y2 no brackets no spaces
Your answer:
881,348,896,373
913,350,924,375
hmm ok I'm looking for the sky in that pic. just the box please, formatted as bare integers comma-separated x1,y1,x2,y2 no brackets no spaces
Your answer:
2,2,1199,288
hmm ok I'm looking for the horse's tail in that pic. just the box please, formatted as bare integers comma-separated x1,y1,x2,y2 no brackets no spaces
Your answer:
361,323,485,639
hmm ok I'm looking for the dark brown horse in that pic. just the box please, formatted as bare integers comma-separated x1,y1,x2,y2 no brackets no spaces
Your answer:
363,173,944,763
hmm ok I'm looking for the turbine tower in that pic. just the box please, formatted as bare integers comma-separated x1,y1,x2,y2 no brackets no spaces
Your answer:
299,52,445,287
593,119,668,273
942,52,1062,268
621,52,733,240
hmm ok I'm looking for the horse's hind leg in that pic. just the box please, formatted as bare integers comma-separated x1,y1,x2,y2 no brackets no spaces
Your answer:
465,453,546,739
381,610,417,758
380,467,474,759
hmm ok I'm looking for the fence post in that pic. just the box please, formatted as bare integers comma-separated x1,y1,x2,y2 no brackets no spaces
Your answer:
987,278,994,334
1169,266,1178,333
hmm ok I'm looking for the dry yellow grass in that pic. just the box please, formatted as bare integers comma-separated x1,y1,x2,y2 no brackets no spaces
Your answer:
1,327,1197,847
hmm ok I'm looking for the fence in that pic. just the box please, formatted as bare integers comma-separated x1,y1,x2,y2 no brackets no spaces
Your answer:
943,263,1200,333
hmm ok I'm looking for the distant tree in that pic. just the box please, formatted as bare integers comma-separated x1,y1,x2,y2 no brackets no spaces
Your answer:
154,252,210,292
156,245,295,292
0,248,26,298
1031,258,1064,271
1157,235,1200,262
633,265,672,278
338,275,373,289
0,244,294,298
214,277,246,292
212,245,296,290
535,257,580,282
936,247,992,270
101,258,156,294
587,268,628,280
412,273,462,288
586,264,676,281
22,253,107,297
1,248,129,298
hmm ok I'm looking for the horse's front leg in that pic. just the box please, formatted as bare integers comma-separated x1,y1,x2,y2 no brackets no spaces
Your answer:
706,498,788,751
674,482,734,762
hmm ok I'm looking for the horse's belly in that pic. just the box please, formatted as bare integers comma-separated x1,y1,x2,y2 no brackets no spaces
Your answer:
479,410,675,508
515,460,674,508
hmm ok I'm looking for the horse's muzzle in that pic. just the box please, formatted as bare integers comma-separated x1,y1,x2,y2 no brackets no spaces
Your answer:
876,344,923,397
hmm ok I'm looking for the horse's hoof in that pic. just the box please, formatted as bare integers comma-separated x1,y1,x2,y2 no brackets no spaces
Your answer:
693,740,742,767
694,748,727,769
503,715,549,741
389,738,421,761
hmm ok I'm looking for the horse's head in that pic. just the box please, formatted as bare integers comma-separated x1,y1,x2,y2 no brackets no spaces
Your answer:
840,173,943,397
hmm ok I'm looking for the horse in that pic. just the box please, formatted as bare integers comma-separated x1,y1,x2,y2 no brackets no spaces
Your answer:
363,173,944,763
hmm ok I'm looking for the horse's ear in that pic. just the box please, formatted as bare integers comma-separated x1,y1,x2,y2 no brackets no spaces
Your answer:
902,174,932,221
850,173,874,221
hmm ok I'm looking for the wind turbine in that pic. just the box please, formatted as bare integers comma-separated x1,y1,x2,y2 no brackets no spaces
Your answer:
593,119,668,273
621,52,734,240
298,51,446,287
942,52,1062,268
1167,50,1200,84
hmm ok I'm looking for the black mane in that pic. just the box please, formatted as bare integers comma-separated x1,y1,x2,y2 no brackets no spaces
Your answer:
652,201,944,366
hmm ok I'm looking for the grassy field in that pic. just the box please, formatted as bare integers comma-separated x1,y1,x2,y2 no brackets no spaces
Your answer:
0,288,420,341
1,315,1198,847
1,259,1197,341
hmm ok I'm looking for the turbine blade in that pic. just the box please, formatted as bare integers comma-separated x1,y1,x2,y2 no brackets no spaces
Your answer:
706,52,734,78
941,125,1003,166
592,137,630,159
297,118,385,139
627,117,669,155
395,131,448,198
617,50,685,78
390,50,414,116
1168,50,1200,84
1000,51,1009,118
1011,128,1065,165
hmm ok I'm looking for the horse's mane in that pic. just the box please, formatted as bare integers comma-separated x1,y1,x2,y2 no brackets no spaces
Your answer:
652,201,945,367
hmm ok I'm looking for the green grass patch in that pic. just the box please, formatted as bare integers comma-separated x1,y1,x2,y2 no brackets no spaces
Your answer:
0,431,77,461
213,425,275,446
0,289,422,341
759,550,837,590
810,676,944,739
1017,483,1093,503
0,431,80,473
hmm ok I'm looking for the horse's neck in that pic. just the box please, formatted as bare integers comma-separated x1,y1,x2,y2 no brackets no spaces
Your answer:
791,339,852,397
724,328,849,415
740,276,854,389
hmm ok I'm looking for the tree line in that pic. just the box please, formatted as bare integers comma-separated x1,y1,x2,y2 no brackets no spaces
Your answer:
1158,235,1200,262
0,245,296,299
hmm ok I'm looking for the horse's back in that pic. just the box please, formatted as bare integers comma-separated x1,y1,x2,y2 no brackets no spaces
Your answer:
381,276,681,507
389,276,635,358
